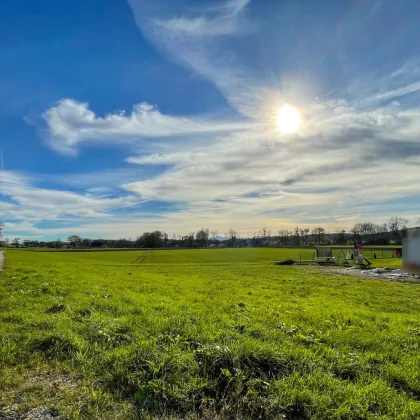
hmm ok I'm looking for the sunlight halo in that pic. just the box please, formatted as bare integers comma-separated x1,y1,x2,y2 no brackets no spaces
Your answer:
277,105,301,133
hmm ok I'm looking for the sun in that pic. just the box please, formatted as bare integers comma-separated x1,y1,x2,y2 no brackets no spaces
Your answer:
276,105,301,133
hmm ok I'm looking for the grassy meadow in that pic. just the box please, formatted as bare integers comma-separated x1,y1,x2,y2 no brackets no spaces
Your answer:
1,248,419,419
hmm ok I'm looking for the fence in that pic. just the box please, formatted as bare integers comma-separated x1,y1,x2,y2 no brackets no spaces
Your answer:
332,249,396,260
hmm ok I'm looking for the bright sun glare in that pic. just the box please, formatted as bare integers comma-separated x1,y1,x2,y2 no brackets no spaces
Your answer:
277,105,301,133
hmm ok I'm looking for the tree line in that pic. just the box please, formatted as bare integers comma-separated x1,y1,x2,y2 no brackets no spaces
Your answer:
0,216,411,249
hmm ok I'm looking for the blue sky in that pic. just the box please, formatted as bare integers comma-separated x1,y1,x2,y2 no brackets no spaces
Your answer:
1,0,420,240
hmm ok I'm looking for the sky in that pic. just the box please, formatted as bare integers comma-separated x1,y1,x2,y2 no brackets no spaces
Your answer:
1,0,420,241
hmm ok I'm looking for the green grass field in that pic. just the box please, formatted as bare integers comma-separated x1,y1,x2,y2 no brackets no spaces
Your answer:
1,248,419,419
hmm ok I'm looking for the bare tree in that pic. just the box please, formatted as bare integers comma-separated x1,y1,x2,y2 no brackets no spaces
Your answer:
251,231,260,246
278,229,288,246
162,232,169,247
0,222,3,246
260,227,271,246
267,229,271,244
358,222,375,242
294,227,301,246
261,227,267,240
299,228,310,246
12,237,21,247
312,227,325,245
351,223,362,242
210,230,219,245
227,229,238,247
67,235,82,250
335,229,346,245
387,216,409,244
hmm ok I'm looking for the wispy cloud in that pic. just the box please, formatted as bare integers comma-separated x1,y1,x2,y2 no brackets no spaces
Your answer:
153,0,250,37
43,99,250,155
128,0,266,118
0,170,139,225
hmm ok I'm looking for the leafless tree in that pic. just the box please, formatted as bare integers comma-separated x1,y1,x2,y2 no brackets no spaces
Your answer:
360,222,375,239
294,227,301,246
260,227,271,246
387,216,409,244
0,222,3,246
67,235,82,250
227,229,238,246
351,223,362,242
312,227,325,245
278,229,288,246
185,233,195,247
335,228,346,245
162,232,168,246
210,230,218,244
299,228,310,246
261,227,268,239
12,237,21,247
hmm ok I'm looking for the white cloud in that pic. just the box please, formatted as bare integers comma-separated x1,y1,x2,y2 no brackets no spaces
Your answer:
155,16,240,37
43,99,250,154
0,170,139,224
143,0,251,37
128,0,268,119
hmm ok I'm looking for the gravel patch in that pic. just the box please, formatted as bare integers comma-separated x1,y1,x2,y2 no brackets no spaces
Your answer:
297,264,420,283
0,408,60,420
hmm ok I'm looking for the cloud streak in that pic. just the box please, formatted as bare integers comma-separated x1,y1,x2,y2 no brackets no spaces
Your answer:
43,99,250,154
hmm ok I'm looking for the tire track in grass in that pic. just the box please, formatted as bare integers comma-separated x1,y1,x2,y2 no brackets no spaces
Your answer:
130,251,149,265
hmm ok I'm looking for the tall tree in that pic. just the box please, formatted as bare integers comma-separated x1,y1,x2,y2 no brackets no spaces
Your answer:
278,229,290,246
227,229,238,247
12,237,21,247
299,228,310,246
163,232,168,247
0,222,3,246
196,228,210,247
185,232,195,247
82,238,92,248
136,231,163,248
335,229,346,245
294,227,301,246
252,231,260,246
67,235,82,249
261,227,271,245
387,216,408,244
210,230,218,245
351,224,362,242
312,227,325,245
